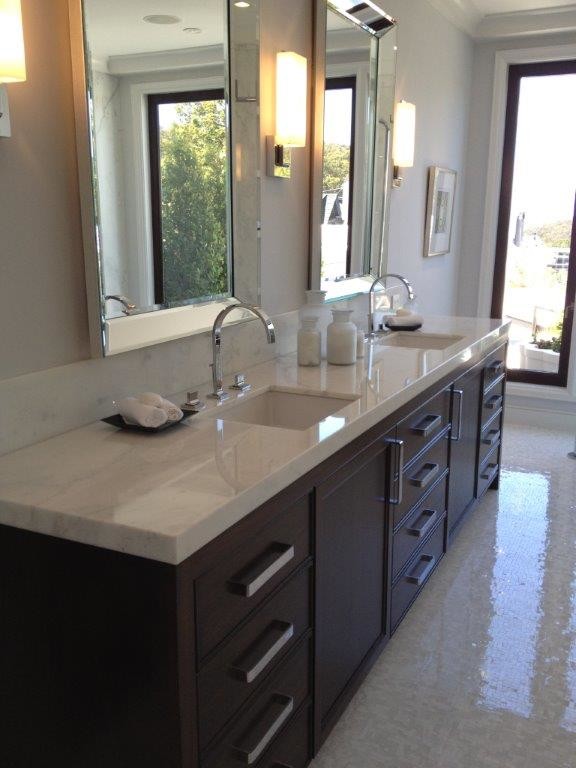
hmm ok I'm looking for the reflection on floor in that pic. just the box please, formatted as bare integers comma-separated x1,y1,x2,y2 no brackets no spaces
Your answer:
312,424,576,768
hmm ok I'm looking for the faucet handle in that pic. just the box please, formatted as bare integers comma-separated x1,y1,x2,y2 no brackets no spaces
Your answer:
181,391,206,413
231,373,251,393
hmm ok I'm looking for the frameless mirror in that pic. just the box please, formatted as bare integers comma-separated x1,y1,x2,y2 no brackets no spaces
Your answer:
69,0,261,355
310,0,397,299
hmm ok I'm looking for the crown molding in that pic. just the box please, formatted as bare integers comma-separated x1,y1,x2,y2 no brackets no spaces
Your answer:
476,4,576,39
425,0,483,36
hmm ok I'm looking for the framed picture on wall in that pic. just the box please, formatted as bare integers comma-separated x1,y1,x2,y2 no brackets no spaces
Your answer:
424,166,457,257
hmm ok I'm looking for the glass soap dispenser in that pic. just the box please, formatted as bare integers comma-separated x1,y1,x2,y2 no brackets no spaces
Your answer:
297,316,321,367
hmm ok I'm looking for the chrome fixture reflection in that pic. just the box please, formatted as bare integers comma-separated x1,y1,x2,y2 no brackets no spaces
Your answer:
368,273,415,335
104,295,137,316
209,303,276,401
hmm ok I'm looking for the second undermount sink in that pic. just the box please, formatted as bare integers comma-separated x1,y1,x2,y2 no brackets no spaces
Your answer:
377,332,465,350
206,388,359,431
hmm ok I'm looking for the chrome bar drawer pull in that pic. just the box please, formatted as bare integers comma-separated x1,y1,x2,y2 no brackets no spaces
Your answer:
407,509,438,539
233,694,294,765
485,394,503,410
411,413,442,438
228,544,295,598
231,621,294,684
406,554,436,586
481,462,499,481
385,438,404,505
451,389,464,442
482,429,500,447
408,462,439,490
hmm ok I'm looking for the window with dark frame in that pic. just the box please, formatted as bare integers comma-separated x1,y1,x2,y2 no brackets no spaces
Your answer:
147,89,229,307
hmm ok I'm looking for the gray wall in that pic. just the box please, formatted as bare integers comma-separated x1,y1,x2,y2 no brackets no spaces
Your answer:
0,0,477,453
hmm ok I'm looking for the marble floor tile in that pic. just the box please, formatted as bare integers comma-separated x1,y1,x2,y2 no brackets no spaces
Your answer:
312,424,576,768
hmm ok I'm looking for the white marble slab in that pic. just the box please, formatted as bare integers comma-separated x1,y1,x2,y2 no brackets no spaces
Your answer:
0,317,509,564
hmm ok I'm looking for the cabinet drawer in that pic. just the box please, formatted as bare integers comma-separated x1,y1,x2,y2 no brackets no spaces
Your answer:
477,444,500,499
397,388,451,468
393,476,447,581
481,376,504,428
392,433,449,527
482,348,506,394
198,566,311,750
203,637,311,768
478,412,502,467
196,495,311,658
391,516,445,632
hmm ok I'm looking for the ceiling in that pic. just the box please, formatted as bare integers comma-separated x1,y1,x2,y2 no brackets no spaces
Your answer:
428,0,576,38
84,0,225,60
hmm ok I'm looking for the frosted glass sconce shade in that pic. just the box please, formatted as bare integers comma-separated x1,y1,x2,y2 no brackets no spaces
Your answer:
0,0,27,83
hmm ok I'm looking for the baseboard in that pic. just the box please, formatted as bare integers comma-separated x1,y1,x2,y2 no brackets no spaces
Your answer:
505,403,576,431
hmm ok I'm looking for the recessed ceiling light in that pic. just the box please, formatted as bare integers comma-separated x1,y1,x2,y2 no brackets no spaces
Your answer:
183,27,202,34
143,14,181,25
234,2,251,7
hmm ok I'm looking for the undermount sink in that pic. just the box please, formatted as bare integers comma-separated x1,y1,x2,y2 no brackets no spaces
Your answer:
206,388,359,431
377,332,464,350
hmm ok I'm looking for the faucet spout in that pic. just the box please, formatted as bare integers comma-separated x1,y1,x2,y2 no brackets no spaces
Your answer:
210,303,276,400
368,273,416,335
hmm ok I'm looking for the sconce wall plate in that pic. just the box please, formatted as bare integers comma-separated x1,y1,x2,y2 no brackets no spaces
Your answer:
0,85,12,138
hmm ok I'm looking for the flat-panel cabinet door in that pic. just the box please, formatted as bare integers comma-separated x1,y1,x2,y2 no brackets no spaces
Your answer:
315,434,391,730
448,366,482,535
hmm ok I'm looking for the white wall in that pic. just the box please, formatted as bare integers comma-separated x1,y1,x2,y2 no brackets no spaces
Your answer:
384,0,474,316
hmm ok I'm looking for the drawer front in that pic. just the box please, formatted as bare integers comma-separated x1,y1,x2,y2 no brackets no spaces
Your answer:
254,705,311,768
477,444,500,499
198,566,311,750
482,348,506,394
481,376,504,428
478,412,502,467
393,476,447,581
392,433,450,528
397,388,451,468
196,495,311,658
203,637,311,768
391,516,445,632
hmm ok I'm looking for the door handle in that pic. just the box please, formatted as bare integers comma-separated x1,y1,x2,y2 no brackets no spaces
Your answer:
451,389,463,441
385,438,404,505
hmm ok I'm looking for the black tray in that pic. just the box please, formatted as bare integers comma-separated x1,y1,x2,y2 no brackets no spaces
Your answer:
384,322,423,332
101,413,192,433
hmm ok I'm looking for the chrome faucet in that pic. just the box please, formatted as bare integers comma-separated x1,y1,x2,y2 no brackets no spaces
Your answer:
368,273,415,335
209,303,276,401
104,294,136,315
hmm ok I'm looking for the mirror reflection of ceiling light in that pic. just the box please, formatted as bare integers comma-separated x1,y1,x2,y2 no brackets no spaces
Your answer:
234,2,251,7
143,14,181,25
183,27,202,34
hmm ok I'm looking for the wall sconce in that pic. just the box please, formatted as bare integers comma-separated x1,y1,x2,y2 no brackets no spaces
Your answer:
392,100,416,188
0,0,27,138
267,51,307,179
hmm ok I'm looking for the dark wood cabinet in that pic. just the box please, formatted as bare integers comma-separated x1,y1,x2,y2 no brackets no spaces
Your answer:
0,342,507,768
447,364,482,536
315,434,392,736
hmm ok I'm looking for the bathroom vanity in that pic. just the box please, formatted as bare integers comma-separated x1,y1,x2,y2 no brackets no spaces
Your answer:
0,318,508,768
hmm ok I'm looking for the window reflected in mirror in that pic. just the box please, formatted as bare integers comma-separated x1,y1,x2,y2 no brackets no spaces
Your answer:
148,90,230,306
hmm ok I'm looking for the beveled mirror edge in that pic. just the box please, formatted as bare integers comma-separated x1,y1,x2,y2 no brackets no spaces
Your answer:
68,0,259,358
69,0,105,358
309,0,397,302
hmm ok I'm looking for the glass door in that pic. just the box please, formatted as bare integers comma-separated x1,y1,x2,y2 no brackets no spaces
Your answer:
492,60,576,386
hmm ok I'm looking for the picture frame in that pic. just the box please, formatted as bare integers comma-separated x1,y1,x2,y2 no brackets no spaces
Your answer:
424,166,457,257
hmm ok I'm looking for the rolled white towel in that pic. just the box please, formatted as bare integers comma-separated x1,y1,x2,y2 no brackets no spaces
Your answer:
116,397,168,429
138,392,183,423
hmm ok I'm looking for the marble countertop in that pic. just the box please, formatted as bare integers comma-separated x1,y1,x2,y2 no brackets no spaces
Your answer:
0,317,509,564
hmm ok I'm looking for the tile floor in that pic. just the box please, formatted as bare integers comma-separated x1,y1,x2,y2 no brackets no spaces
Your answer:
312,424,576,768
